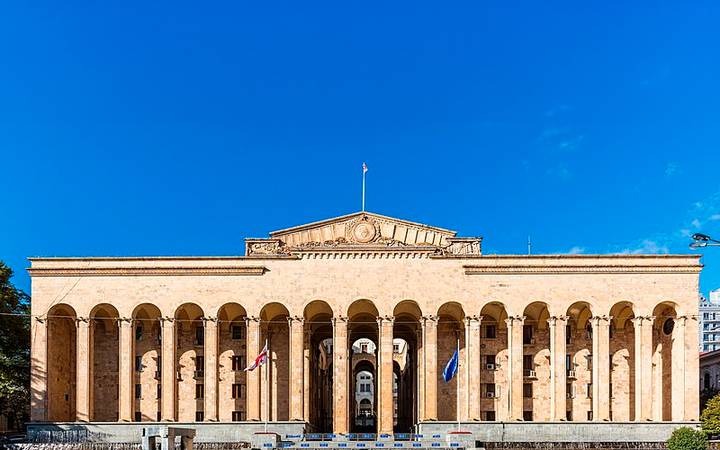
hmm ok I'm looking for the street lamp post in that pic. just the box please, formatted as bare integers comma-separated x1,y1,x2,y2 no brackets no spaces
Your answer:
690,233,720,249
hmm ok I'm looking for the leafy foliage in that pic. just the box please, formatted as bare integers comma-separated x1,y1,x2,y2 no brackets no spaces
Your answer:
702,393,720,436
667,427,707,450
0,262,30,431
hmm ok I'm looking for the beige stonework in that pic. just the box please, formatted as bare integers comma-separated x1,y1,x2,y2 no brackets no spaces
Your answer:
28,211,702,433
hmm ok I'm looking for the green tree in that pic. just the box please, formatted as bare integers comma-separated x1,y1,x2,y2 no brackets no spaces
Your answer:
667,427,707,450
702,393,720,436
0,262,30,431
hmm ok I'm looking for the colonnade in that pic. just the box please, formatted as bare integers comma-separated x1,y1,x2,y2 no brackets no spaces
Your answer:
31,300,699,431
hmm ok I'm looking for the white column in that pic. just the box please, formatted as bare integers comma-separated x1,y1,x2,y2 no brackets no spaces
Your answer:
76,317,91,422
160,317,176,421
203,317,218,421
118,317,134,422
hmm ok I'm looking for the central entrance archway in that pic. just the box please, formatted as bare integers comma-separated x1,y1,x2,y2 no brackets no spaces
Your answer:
348,300,379,434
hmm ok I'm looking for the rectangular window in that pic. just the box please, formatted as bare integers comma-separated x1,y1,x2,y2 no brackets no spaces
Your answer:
566,410,572,421
485,325,496,339
484,383,496,397
134,411,142,422
196,356,205,371
195,326,204,345
361,343,368,353
609,383,613,398
587,411,593,421
586,383,592,398
232,411,246,421
135,325,143,341
232,325,245,340
566,325,572,344
135,384,141,399
393,344,400,353
485,355,495,366
157,384,162,399
484,410,496,421
523,354,533,375
705,313,709,320
523,325,533,345
196,411,204,422
523,411,533,421
565,354,572,373
196,384,204,399
135,356,143,372
232,355,245,371
523,383,533,398
232,383,246,399
566,383,574,398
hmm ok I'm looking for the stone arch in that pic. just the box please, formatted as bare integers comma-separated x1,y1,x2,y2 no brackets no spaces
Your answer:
304,300,334,431
175,303,205,422
47,304,77,421
436,302,465,421
479,302,508,421
392,300,421,431
89,303,119,421
260,302,291,421
347,300,380,432
609,301,636,421
131,303,162,421
653,301,679,421
565,301,594,421
521,302,551,421
217,302,248,422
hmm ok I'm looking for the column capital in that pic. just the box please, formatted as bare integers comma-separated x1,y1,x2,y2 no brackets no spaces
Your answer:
202,316,218,325
505,315,525,327
35,315,47,323
117,317,133,328
245,315,261,325
377,315,394,326
589,315,612,326
332,316,349,326
159,316,175,325
76,317,90,327
547,315,568,326
288,316,305,326
465,315,482,327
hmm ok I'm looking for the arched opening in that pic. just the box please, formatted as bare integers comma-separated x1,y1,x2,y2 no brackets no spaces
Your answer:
217,302,248,422
47,304,77,421
304,301,334,431
653,301,678,421
392,300,421,432
132,303,161,422
348,299,380,433
436,302,465,421
260,302,291,421
479,302,508,421
352,353,376,431
90,304,119,421
521,302,550,421
609,301,635,420
175,303,205,422
565,301,593,421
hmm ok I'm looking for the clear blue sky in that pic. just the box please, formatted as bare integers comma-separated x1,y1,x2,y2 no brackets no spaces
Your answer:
2,2,720,296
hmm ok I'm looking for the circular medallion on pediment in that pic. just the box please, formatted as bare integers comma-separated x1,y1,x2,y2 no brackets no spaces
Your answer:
349,219,378,243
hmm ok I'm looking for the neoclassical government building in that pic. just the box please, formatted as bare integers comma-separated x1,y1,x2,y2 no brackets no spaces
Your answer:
29,212,702,440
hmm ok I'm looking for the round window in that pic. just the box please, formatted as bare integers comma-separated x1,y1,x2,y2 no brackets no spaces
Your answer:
663,318,675,335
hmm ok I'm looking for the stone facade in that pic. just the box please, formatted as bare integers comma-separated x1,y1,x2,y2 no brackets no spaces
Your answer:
28,211,702,434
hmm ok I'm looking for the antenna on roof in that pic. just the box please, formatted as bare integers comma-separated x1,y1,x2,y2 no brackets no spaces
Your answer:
527,235,532,255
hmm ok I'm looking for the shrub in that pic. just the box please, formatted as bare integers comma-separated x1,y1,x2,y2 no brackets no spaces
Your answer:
702,393,720,436
667,426,707,450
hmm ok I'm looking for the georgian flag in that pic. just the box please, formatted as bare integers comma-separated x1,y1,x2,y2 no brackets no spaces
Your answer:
362,162,368,174
244,342,268,371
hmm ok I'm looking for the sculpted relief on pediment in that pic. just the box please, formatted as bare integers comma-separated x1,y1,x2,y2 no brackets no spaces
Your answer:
245,212,482,257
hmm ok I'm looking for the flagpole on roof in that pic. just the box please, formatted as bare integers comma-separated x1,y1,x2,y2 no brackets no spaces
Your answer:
362,163,367,212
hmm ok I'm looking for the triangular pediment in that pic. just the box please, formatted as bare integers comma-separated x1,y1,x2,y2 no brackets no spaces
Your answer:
245,211,481,257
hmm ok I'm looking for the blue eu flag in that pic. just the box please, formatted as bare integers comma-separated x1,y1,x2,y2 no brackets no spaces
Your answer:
443,348,459,382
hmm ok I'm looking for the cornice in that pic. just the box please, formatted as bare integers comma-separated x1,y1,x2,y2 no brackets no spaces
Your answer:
28,266,268,277
463,264,702,275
